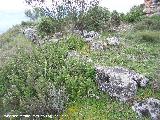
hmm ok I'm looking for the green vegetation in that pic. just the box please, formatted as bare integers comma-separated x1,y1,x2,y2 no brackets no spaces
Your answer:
37,17,62,37
0,2,160,120
123,5,144,23
134,15,160,31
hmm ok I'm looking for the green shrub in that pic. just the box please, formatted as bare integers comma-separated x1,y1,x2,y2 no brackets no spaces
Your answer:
135,31,160,43
66,36,86,50
134,15,160,30
110,10,121,27
21,21,36,27
0,25,21,48
37,17,61,37
124,5,144,23
83,6,110,32
126,31,160,43
0,40,96,115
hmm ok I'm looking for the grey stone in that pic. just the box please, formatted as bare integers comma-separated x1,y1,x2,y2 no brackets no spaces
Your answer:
83,31,100,43
67,50,92,63
132,98,160,120
23,28,38,43
90,41,107,51
54,32,63,39
67,50,81,58
107,36,120,46
95,66,149,102
107,36,120,45
73,30,82,36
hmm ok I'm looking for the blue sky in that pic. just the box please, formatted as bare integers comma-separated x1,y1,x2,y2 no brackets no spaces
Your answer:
0,0,144,34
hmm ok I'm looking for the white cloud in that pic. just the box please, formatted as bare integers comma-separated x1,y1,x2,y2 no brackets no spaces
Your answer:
0,0,144,13
100,0,144,13
0,0,27,12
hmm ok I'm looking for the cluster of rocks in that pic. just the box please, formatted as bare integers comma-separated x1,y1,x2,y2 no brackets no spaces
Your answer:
73,30,121,51
143,0,160,16
22,27,64,45
83,30,100,42
22,27,160,119
23,28,121,51
95,65,160,119
95,66,149,102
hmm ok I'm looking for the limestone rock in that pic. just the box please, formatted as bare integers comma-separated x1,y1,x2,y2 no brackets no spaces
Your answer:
23,28,38,43
73,30,82,36
107,36,120,46
67,50,81,58
95,66,149,102
54,32,63,39
83,31,100,43
132,98,160,120
67,50,92,63
90,41,107,51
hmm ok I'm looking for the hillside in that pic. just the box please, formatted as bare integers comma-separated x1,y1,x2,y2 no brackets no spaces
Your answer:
0,3,160,120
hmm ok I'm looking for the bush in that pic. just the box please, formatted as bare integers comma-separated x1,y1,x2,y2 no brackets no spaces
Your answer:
83,6,110,32
37,17,61,37
66,36,86,50
110,10,121,27
124,5,144,23
0,40,96,115
134,15,160,31
21,21,36,27
126,31,160,43
135,31,160,43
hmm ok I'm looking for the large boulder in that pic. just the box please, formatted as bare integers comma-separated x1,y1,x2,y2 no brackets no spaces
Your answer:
95,66,149,102
132,98,160,120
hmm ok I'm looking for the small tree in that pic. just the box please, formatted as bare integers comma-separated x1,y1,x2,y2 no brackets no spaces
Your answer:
110,10,121,27
25,0,100,32
37,16,61,37
83,6,110,31
124,5,144,23
25,7,45,21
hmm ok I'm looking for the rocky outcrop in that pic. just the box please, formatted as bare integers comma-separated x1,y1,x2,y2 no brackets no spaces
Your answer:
95,66,149,102
132,98,160,120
